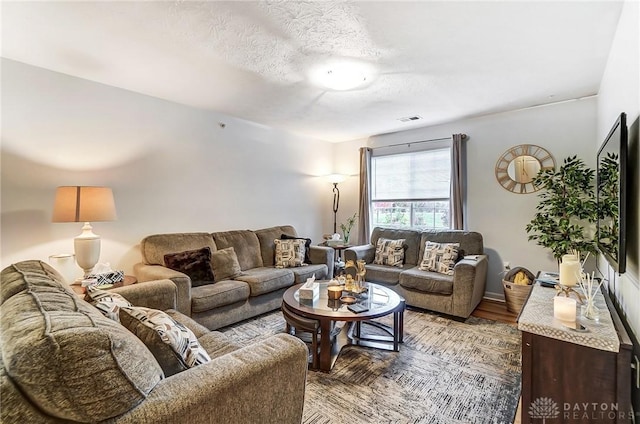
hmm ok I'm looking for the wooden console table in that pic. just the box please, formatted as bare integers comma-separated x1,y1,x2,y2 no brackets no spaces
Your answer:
518,283,632,423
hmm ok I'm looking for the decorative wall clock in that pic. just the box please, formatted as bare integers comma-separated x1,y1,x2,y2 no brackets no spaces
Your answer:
495,144,555,194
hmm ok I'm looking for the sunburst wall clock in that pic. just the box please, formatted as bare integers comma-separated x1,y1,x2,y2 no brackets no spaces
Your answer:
495,144,555,194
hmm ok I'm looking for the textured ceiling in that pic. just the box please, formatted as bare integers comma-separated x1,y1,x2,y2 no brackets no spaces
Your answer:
1,1,624,142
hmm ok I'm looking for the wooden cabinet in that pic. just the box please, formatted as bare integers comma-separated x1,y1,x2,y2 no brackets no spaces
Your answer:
518,284,632,423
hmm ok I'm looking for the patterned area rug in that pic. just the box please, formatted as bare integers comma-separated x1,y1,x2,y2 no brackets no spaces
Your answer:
220,309,521,424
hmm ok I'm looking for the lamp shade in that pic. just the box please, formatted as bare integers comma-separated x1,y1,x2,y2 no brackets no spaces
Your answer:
326,174,346,184
52,186,117,223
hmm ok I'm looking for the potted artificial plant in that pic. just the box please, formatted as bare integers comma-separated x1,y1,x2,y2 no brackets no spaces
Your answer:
340,213,358,244
525,155,598,262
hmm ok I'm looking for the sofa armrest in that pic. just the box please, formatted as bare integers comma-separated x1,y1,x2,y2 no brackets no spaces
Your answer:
111,279,177,311
134,263,191,316
344,245,375,263
112,333,308,424
451,255,488,317
308,245,334,277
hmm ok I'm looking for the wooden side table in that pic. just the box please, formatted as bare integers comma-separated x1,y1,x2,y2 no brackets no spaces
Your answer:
71,275,137,296
320,242,352,276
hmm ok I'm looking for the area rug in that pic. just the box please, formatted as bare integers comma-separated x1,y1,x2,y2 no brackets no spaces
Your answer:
220,309,521,424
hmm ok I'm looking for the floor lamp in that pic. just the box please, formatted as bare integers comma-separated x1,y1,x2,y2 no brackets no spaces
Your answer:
327,174,346,234
52,186,117,278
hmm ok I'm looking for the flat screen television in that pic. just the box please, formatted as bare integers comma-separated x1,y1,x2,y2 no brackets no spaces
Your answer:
596,112,627,274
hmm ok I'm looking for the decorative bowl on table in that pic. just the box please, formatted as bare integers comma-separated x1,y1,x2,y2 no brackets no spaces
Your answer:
339,295,357,305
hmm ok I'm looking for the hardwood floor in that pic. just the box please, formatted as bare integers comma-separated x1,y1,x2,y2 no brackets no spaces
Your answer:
472,298,518,324
472,298,521,423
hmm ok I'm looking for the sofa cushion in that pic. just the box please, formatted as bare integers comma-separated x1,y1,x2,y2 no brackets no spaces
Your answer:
164,246,215,287
141,232,217,266
399,267,454,295
197,331,242,359
212,230,263,270
363,263,412,285
418,230,484,259
234,267,295,296
119,306,211,377
419,242,460,275
191,280,250,313
0,261,163,422
211,247,243,282
291,264,328,284
255,225,298,266
374,238,406,267
274,239,306,268
85,286,132,322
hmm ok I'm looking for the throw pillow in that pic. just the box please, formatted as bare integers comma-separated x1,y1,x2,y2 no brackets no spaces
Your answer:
211,247,243,282
119,306,211,377
85,286,132,322
281,234,312,264
419,241,460,275
274,239,306,268
373,238,406,267
164,247,215,287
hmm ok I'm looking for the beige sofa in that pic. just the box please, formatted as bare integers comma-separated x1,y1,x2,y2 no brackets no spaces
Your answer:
134,225,334,330
0,260,308,424
344,227,487,319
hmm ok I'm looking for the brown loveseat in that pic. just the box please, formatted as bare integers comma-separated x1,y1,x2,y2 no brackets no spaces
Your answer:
345,227,487,318
134,225,334,330
0,260,308,424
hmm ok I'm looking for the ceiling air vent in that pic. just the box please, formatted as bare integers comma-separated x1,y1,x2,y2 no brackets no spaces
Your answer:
398,115,422,122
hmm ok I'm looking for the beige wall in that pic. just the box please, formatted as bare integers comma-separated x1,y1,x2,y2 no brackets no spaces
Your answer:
1,59,335,278
334,98,598,298
596,0,639,340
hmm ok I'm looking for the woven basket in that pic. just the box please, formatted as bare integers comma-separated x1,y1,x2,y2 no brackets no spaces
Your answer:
502,267,535,314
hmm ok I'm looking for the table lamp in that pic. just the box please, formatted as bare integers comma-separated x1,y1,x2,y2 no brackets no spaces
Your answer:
52,186,117,278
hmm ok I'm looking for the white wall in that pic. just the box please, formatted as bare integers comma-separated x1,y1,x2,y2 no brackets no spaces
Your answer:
596,0,639,340
335,98,598,297
1,59,335,278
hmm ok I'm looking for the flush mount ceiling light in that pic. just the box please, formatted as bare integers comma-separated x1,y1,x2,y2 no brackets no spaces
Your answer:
310,60,374,91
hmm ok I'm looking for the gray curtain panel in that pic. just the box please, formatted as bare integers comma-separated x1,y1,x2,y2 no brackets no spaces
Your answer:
357,147,372,244
451,133,465,230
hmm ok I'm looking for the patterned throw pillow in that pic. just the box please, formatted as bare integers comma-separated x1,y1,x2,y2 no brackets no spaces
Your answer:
85,286,132,322
274,239,306,268
164,247,215,287
211,247,243,282
281,234,312,264
419,241,460,275
119,306,211,377
373,238,406,267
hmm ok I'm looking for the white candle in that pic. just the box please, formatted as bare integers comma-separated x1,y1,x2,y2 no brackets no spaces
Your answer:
554,296,577,322
562,254,578,263
559,261,580,287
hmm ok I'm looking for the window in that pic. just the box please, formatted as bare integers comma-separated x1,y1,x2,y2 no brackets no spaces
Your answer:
371,148,451,230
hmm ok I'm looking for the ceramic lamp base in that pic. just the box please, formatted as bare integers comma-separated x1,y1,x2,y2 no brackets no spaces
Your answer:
74,222,101,276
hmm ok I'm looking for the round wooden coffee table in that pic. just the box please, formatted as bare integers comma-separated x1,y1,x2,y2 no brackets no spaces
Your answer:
282,281,405,372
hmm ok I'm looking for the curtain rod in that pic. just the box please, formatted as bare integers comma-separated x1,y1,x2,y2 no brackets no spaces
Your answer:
372,134,467,150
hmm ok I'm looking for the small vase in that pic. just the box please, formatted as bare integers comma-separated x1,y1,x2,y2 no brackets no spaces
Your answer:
582,301,600,322
343,232,350,244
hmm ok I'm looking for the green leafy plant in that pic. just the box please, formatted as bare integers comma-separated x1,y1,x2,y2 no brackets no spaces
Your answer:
340,213,358,244
525,156,597,261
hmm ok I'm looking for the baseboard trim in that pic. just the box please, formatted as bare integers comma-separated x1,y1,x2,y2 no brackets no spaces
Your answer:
483,291,505,302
